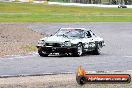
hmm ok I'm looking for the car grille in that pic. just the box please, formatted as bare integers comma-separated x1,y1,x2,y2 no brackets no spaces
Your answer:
45,43,61,47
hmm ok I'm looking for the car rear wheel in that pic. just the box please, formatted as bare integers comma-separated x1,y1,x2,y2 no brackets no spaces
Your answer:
73,43,83,57
92,44,101,55
38,47,49,57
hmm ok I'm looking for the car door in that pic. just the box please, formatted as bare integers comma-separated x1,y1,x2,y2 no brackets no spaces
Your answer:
81,31,89,50
86,30,96,51
81,31,92,51
89,30,105,48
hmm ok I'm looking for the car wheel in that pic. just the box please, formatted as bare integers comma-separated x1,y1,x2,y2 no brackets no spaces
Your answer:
38,47,49,57
73,43,83,57
92,44,101,55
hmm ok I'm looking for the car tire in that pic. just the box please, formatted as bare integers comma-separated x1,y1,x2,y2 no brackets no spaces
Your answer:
38,47,49,57
92,43,101,55
73,43,83,57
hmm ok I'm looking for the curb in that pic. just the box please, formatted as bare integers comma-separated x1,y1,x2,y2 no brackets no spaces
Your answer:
1,1,132,8
0,70,132,78
0,72,74,78
48,2,132,8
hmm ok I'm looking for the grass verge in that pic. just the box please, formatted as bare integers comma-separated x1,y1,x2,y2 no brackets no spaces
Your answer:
20,44,37,52
0,2,132,22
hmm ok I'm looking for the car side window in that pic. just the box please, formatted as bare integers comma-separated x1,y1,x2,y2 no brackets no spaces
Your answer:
89,30,96,37
86,31,92,38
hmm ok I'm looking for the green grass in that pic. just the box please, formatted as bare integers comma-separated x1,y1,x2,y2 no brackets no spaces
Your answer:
0,2,132,22
21,44,37,52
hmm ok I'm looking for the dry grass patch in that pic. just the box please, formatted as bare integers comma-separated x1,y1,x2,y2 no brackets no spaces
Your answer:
0,23,43,57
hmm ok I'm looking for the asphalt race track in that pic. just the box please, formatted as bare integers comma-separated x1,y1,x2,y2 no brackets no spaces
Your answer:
0,22,132,76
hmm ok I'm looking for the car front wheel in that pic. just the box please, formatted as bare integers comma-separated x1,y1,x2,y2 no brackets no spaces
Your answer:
73,43,83,57
38,47,49,57
92,44,101,55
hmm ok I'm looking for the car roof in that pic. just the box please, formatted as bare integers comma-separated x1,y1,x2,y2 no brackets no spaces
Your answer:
60,28,90,31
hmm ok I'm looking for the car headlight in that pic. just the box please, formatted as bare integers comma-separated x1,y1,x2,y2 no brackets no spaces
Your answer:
38,40,45,45
64,41,71,46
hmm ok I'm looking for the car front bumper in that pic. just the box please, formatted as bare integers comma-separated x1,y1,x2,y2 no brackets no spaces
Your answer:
37,46,77,53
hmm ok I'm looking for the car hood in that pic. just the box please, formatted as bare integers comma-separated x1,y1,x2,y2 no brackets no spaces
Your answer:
44,36,70,43
41,36,81,44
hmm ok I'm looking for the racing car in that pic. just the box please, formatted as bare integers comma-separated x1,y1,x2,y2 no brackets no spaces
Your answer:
36,28,105,57
118,3,127,8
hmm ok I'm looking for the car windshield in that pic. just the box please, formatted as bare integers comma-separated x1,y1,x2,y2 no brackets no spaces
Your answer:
55,29,84,38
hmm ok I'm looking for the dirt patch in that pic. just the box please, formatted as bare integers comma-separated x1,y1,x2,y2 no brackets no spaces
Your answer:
0,23,43,57
0,74,131,88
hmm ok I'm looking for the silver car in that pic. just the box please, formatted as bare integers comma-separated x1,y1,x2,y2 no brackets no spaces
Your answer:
36,28,105,57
